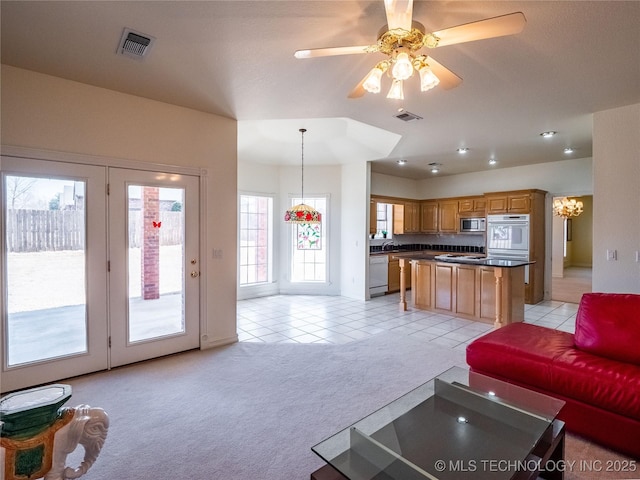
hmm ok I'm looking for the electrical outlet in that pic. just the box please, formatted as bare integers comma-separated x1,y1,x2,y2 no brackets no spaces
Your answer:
606,249,617,261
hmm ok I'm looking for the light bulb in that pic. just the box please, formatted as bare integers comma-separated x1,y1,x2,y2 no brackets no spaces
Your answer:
391,52,414,81
419,66,440,92
362,66,384,94
386,79,404,100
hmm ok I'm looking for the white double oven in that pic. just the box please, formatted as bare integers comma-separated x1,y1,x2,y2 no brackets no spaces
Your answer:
486,214,531,283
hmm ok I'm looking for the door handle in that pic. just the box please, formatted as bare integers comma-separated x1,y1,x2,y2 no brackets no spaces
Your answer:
190,271,200,278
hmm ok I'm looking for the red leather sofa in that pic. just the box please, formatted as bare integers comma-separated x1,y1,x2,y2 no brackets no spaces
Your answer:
466,293,640,459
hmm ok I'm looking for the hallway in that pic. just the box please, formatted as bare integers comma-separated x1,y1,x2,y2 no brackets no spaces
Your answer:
552,267,592,304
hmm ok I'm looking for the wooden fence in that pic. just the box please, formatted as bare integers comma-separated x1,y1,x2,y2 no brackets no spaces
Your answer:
6,210,184,252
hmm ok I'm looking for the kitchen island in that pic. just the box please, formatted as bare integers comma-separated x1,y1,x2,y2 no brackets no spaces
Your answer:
394,253,531,328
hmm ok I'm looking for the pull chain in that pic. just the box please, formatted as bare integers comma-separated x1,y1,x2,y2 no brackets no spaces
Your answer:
299,128,306,203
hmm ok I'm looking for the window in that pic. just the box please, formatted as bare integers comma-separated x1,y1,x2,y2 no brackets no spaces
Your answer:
291,196,327,283
375,203,393,238
239,194,273,285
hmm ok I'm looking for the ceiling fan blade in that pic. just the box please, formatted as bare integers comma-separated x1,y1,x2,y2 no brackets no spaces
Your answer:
347,73,369,99
426,56,462,90
294,45,374,59
384,0,414,32
432,12,526,47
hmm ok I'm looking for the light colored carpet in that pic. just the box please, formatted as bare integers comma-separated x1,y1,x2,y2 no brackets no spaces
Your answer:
59,332,633,479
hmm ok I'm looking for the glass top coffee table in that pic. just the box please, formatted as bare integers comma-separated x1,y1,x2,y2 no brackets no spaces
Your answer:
311,367,566,480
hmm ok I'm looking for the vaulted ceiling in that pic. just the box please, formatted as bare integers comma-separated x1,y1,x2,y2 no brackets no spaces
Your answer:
2,1,639,178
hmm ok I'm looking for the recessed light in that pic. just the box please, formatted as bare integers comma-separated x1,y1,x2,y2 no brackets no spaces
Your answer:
488,158,497,165
563,147,575,154
540,131,557,138
456,148,469,154
396,159,407,165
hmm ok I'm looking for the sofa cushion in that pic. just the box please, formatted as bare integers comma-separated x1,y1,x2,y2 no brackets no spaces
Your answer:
466,323,575,391
551,348,640,421
574,293,640,365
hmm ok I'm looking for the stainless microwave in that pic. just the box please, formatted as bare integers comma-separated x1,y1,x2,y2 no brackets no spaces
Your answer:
460,217,486,233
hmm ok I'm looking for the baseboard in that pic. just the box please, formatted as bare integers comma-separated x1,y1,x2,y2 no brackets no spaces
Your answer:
201,335,238,350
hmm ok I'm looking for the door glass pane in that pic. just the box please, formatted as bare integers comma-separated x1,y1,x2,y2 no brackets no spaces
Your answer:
4,175,87,366
127,185,185,342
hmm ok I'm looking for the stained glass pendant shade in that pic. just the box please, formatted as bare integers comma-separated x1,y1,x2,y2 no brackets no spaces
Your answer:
284,128,321,224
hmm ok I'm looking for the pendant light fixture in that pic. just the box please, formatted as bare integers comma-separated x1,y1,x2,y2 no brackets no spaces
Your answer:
284,129,321,224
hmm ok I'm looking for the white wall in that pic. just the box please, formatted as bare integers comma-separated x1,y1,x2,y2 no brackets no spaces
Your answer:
370,171,419,198
592,103,640,293
1,65,238,349
551,214,566,277
340,162,369,300
415,157,593,199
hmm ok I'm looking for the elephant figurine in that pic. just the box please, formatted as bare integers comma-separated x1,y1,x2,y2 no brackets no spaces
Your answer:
43,405,109,480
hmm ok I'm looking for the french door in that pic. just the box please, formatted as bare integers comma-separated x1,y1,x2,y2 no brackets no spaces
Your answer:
1,158,200,392
107,168,200,367
1,158,108,391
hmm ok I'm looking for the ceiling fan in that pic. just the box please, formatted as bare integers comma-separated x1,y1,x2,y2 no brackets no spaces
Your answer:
294,0,526,99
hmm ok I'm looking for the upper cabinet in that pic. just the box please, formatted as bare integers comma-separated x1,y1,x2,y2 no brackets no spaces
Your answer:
393,201,420,234
438,200,458,233
458,196,487,216
485,192,534,214
420,200,457,233
420,201,438,233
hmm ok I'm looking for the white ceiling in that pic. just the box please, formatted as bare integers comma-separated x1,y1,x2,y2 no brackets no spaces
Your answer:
2,1,639,179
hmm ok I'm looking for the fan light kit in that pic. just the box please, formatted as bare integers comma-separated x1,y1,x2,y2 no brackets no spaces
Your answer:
457,148,469,154
396,159,407,165
295,1,526,100
540,131,557,138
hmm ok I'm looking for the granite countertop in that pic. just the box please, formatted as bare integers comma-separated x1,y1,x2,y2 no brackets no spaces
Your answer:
392,252,533,268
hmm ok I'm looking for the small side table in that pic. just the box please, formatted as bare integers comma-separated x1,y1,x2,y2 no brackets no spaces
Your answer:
1,384,109,480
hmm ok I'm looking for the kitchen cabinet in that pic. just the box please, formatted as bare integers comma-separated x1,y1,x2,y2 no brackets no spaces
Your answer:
419,200,457,233
369,198,377,235
458,197,486,216
410,258,526,325
485,192,533,214
388,256,411,293
420,201,438,233
412,261,433,309
438,200,458,233
388,258,400,292
393,201,420,234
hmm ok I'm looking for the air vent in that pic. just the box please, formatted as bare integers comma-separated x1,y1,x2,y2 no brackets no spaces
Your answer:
394,110,423,122
117,28,156,60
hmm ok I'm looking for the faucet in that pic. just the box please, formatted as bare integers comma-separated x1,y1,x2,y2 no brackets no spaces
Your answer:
382,241,395,251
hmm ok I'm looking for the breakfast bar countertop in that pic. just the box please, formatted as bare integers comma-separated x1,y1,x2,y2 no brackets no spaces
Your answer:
391,252,533,268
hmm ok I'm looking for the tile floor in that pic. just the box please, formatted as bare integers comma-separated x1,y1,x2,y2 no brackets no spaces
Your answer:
237,292,579,351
